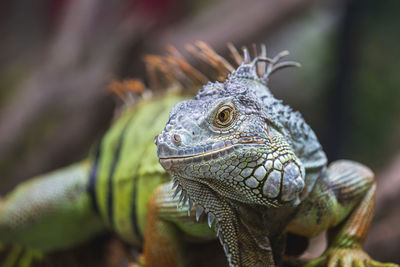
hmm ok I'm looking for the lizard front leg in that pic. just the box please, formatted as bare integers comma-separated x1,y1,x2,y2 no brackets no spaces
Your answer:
305,185,395,267
143,186,185,267
290,160,397,267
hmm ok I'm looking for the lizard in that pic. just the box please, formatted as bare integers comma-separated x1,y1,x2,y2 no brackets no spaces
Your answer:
0,42,397,267
154,45,399,267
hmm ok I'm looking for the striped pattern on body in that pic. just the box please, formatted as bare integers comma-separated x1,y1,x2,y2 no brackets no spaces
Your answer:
88,94,187,245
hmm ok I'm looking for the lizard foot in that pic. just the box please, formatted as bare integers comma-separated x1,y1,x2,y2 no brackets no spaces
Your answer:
303,248,399,267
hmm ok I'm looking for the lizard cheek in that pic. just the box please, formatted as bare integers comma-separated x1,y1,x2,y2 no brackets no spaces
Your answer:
262,170,282,199
280,163,305,202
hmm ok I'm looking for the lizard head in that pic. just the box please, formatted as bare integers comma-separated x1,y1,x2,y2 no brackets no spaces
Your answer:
156,50,307,209
156,46,327,266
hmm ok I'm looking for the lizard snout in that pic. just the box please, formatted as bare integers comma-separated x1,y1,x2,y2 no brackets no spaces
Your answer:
156,131,186,159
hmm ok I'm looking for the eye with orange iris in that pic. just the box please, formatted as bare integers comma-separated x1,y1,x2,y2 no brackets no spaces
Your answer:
214,105,236,128
218,108,230,122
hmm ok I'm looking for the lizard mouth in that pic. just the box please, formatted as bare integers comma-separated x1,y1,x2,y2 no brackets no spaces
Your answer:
159,145,234,171
158,140,265,172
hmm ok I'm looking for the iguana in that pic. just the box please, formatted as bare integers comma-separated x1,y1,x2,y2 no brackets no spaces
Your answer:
0,42,396,267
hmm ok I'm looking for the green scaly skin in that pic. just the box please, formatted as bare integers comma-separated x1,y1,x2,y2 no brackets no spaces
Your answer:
0,92,215,266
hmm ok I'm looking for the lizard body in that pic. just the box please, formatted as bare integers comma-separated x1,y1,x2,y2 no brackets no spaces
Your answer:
0,93,189,250
0,43,397,267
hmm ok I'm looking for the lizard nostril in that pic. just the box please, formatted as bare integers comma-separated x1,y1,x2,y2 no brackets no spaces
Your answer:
172,134,182,146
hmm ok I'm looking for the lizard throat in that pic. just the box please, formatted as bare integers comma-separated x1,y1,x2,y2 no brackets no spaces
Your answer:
171,175,280,267
170,176,240,266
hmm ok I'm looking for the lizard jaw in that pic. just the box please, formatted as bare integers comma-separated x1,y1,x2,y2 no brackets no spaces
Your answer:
158,140,265,172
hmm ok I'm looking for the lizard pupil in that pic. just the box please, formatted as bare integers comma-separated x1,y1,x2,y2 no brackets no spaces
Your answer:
219,109,230,122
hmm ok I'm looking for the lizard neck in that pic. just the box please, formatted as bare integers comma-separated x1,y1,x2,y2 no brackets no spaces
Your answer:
232,203,298,267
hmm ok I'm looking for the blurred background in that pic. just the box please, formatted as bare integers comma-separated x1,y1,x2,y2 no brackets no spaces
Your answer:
0,0,399,265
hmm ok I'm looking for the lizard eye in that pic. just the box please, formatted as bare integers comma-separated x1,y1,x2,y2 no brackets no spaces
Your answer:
214,105,236,128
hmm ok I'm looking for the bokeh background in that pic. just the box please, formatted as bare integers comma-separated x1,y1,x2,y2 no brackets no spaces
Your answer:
0,0,399,265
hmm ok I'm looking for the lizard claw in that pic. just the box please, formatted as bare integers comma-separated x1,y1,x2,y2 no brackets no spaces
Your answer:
303,248,399,267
